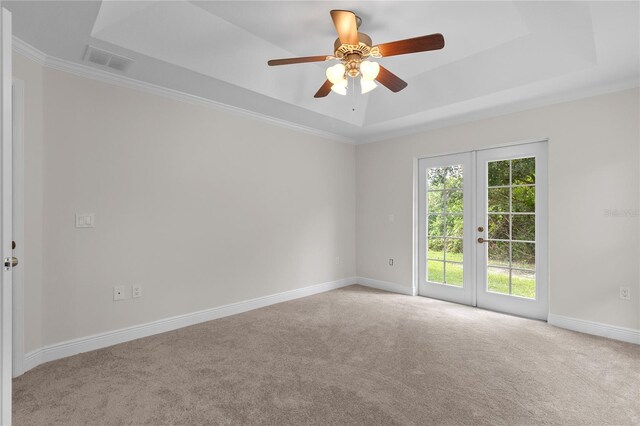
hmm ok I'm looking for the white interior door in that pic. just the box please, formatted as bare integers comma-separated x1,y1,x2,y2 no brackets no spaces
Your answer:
476,142,548,320
418,152,474,306
0,6,12,425
418,142,548,321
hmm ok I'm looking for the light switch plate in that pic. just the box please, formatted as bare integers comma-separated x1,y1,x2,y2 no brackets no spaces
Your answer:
75,213,95,228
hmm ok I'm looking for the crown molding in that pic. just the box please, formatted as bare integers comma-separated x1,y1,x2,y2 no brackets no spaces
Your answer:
12,35,46,65
12,36,356,145
361,77,640,145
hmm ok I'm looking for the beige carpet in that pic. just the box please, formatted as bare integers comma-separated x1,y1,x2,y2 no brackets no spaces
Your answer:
12,285,640,425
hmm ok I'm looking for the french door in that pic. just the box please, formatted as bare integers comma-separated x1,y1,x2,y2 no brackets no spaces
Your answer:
418,142,548,320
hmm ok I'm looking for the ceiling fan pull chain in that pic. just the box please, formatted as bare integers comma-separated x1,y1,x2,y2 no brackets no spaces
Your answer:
352,78,356,111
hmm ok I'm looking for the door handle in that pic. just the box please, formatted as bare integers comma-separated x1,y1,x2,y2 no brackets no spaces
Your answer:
4,256,18,270
477,237,488,244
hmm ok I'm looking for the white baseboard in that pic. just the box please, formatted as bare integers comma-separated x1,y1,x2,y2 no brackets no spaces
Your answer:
22,277,357,374
548,313,640,345
22,278,636,374
354,279,640,346
357,277,414,296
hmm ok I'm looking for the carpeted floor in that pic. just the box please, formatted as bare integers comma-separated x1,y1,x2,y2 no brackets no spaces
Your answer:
12,285,640,425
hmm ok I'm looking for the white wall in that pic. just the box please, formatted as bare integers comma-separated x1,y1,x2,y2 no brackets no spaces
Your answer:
16,56,356,349
356,88,640,330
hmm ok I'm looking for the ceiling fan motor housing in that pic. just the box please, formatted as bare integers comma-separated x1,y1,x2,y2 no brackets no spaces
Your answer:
333,32,379,60
334,32,381,78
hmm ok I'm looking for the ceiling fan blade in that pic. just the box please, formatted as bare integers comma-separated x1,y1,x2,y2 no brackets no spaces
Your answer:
375,66,408,92
268,55,330,66
376,33,445,58
330,10,359,45
314,80,333,98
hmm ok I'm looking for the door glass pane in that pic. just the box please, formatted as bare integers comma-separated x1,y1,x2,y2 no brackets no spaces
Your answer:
488,214,510,240
445,190,463,213
512,214,535,241
488,160,510,186
512,242,535,270
445,215,463,237
428,214,444,237
487,267,510,294
428,191,445,213
428,238,444,260
488,188,509,212
445,239,463,263
511,269,536,298
426,164,464,286
488,241,510,267
512,186,535,212
444,166,463,188
428,260,444,283
485,156,536,299
512,157,535,185
445,262,463,287
427,167,446,190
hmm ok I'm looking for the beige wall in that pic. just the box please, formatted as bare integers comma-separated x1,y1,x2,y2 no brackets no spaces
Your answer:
356,88,640,330
14,53,44,353
18,56,356,349
13,52,640,354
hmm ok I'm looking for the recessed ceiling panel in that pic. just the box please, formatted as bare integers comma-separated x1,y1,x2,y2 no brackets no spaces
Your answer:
91,0,533,127
92,0,369,126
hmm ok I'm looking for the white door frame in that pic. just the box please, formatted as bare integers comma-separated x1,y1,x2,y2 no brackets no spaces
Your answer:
12,78,24,377
414,139,549,321
0,6,12,425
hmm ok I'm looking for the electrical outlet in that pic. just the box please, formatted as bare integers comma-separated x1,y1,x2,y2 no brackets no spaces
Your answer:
389,258,394,266
113,286,125,301
619,286,630,300
132,285,142,298
335,256,340,265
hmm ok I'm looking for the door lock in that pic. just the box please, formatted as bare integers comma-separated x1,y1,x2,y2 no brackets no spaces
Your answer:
4,256,18,271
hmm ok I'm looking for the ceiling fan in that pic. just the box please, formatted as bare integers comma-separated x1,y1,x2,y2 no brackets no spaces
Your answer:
267,10,445,98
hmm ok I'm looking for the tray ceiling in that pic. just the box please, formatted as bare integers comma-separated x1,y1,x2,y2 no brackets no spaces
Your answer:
6,1,640,143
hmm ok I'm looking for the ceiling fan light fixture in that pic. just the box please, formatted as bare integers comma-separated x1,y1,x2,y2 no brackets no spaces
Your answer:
361,78,377,94
330,83,348,95
326,63,346,85
360,60,380,80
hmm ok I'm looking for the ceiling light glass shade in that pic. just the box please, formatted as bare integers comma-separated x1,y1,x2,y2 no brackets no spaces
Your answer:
330,83,347,95
326,63,347,85
360,61,380,80
361,78,377,94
